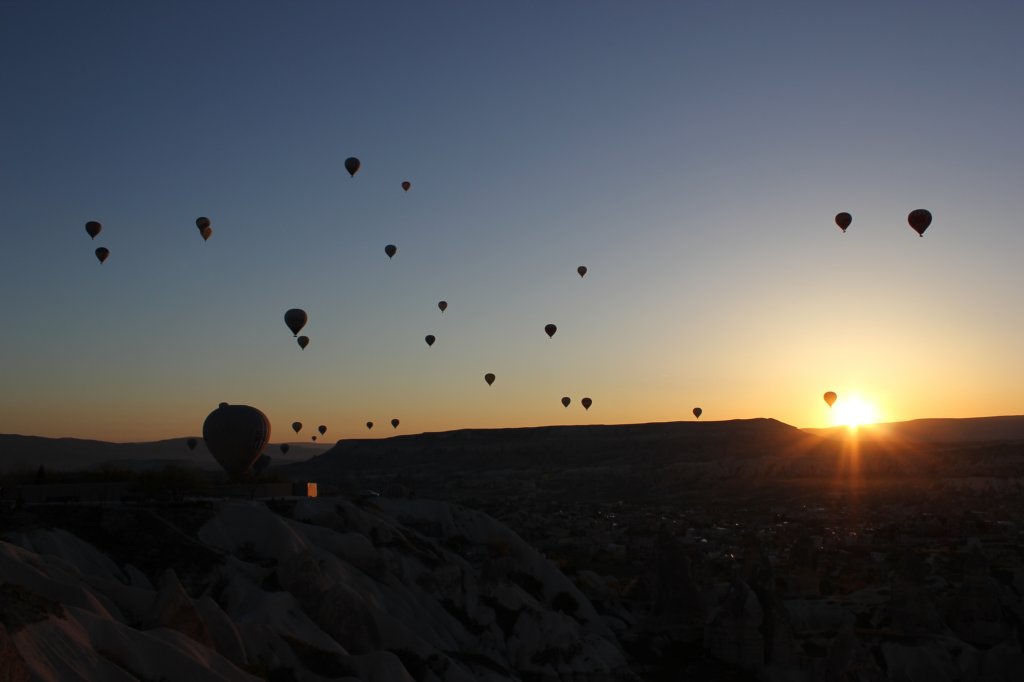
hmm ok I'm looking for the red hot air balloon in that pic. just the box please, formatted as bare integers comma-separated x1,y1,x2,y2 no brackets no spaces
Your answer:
581,397,592,410
484,373,495,386
907,209,932,237
391,418,400,429
385,244,397,259
202,403,271,479
401,181,411,192
834,212,852,233
544,324,557,339
692,407,702,419
824,391,837,408
561,396,571,408
345,157,361,177
284,309,307,336
297,336,309,350
95,247,109,264
85,221,101,239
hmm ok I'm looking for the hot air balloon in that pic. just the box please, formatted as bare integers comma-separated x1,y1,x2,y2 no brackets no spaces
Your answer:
95,247,109,264
199,225,213,241
835,212,852,233
391,418,400,429
253,454,271,474
824,391,837,408
297,336,309,350
577,266,587,278
312,435,317,441
484,373,495,386
345,157,361,177
907,209,931,237
196,217,211,231
202,403,271,479
385,244,397,259
318,425,327,436
693,407,702,419
366,421,374,430
85,221,101,239
186,438,198,451
284,309,307,336
438,300,448,313
280,443,290,454
544,323,557,339
425,335,436,347
561,396,571,408
402,181,411,192
292,421,302,434
581,397,592,410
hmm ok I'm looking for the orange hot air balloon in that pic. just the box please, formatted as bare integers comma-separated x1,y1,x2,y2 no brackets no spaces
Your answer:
561,396,571,408
297,336,309,350
544,323,557,338
834,212,852,233
693,407,702,419
95,247,109,264
284,309,307,336
425,335,436,347
581,397,592,410
484,373,495,386
202,403,271,479
907,209,932,237
823,391,837,408
85,221,101,239
401,181,411,192
345,157,361,177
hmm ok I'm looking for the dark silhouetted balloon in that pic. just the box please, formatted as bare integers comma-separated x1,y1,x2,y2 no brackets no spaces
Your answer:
425,334,435,347
253,454,271,474
366,421,374,430
292,421,302,434
186,438,198,450
544,323,557,339
484,373,495,386
311,435,317,441
693,407,702,419
835,212,852,233
908,209,931,237
438,300,447,313
561,396,571,408
85,221,101,239
345,157,361,177
824,391,837,408
202,403,271,479
95,247,109,264
199,225,213,241
581,397,592,410
577,266,587,278
280,443,290,454
385,244,397,259
401,181,411,192
318,425,326,436
196,217,211,230
297,336,309,350
284,309,307,337
391,418,400,429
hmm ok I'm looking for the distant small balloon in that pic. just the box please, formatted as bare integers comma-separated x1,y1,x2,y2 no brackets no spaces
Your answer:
318,425,326,436
95,247,109,264
391,418,400,429
834,212,852,233
312,435,317,441
292,421,302,434
824,391,837,408
297,336,309,350
907,209,932,237
199,225,213,241
345,157,361,177
85,221,101,239
196,217,211,230
693,407,702,419
186,438,198,451
577,266,587,278
284,309,308,336
561,396,571,408
438,300,448,313
280,443,290,454
484,372,495,386
425,334,436,347
401,181,411,192
366,421,374,430
581,397,592,410
385,244,397,259
544,323,557,339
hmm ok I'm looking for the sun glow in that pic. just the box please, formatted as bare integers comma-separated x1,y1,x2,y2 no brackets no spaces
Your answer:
831,396,880,429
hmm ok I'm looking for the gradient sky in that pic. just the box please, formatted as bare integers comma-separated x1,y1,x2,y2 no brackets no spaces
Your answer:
3,1,1024,442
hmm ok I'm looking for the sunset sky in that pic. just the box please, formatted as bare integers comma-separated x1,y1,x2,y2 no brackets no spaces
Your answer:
3,1,1024,442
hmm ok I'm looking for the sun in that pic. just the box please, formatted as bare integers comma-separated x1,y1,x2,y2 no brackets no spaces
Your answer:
831,395,880,429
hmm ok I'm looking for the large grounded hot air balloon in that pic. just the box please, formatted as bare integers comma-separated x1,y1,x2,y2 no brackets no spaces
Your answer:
284,309,307,337
581,397,592,410
253,454,272,474
345,157,361,177
85,221,101,239
835,212,852,233
202,403,271,479
577,266,587,278
95,247,109,264
318,425,326,436
561,396,571,408
438,300,447,313
292,421,302,434
297,336,309,350
824,391,837,408
280,443,290,454
907,209,931,237
693,407,703,419
366,421,374,430
186,438,198,451
544,324,557,339
391,418,400,429
401,181,411,192
484,373,495,386
385,244,397,259
425,335,436,347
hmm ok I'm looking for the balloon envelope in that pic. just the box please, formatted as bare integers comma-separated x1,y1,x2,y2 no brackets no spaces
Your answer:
484,373,495,386
544,323,557,338
186,438,198,451
577,266,587,278
835,212,852,232
345,157,361,177
385,244,397,259
366,421,374,430
297,336,309,350
391,418,400,429
318,425,326,436
202,404,271,479
280,443,290,454
85,221,101,239
401,181,411,191
561,396,571,408
199,225,213,241
425,335,435,347
581,397,592,410
196,217,211,230
824,391,837,408
692,407,702,419
438,300,447,313
908,209,932,236
292,421,302,434
95,247,109,264
284,309,307,336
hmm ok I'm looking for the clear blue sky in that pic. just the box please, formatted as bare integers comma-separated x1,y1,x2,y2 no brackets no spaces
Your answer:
3,1,1024,441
